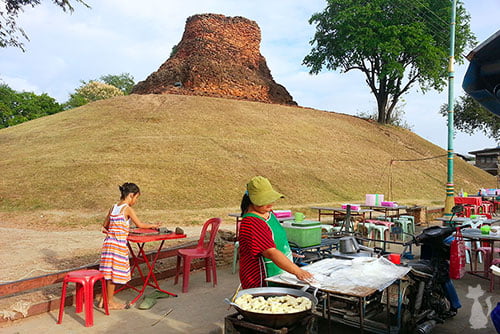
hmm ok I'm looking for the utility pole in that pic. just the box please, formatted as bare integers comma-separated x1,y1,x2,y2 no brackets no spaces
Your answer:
497,155,500,188
444,0,457,216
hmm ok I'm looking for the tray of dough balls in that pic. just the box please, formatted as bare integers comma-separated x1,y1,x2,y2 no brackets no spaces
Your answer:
224,287,318,328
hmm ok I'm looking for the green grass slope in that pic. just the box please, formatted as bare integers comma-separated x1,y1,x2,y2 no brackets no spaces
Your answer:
0,94,495,225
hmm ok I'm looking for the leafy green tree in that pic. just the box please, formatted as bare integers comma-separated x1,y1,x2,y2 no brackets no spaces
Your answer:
0,84,62,128
99,73,135,94
1,0,89,51
303,0,476,124
64,81,124,110
440,94,500,143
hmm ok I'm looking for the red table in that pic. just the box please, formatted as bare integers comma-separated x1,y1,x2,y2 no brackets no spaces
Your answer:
454,197,482,206
116,229,186,305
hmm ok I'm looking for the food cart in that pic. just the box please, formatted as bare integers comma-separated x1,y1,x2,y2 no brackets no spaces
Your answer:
266,257,409,334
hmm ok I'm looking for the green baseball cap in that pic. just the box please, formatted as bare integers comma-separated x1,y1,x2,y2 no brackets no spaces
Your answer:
247,176,285,206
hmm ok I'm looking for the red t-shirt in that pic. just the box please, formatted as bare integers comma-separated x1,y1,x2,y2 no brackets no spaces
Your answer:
238,215,276,289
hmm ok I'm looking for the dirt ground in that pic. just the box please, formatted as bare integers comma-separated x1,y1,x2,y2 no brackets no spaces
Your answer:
0,219,236,284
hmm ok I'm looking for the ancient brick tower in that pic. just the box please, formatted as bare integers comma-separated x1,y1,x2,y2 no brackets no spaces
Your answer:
132,14,297,105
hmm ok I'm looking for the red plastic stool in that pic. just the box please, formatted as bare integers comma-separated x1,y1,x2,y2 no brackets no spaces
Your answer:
57,269,109,327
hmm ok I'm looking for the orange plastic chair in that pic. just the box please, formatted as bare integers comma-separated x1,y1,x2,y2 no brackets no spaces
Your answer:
175,218,221,293
57,269,109,327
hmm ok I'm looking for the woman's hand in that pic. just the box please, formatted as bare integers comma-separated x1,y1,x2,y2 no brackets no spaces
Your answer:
294,268,314,282
262,248,315,282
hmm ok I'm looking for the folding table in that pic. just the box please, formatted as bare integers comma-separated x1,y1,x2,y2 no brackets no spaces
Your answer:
115,229,187,305
462,228,500,291
310,206,373,224
359,204,408,219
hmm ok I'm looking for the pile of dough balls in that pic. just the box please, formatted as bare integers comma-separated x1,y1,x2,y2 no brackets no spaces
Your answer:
234,294,312,314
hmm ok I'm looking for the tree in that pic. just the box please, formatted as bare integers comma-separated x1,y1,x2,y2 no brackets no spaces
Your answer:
357,103,413,130
0,83,62,128
64,81,124,109
99,73,135,94
440,94,500,143
0,0,89,51
303,0,476,124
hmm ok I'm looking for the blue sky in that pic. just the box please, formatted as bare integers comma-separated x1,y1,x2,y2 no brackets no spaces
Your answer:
0,0,498,155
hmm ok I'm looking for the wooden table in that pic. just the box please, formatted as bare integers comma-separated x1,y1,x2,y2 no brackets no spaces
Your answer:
115,229,186,305
310,206,373,224
360,205,408,219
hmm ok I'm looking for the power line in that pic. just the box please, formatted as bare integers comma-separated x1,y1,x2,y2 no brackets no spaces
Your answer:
413,0,451,27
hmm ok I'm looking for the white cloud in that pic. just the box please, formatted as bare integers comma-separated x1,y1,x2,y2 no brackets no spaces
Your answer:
1,75,40,93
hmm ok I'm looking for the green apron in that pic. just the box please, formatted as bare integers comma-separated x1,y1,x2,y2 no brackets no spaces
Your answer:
243,212,292,278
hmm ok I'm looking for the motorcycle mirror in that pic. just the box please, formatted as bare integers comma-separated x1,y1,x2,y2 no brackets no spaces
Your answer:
451,205,464,214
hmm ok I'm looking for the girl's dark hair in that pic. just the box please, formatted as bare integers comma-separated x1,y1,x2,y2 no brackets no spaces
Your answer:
119,182,140,200
240,192,252,215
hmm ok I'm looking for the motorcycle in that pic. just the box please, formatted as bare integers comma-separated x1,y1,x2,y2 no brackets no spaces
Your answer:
399,205,466,334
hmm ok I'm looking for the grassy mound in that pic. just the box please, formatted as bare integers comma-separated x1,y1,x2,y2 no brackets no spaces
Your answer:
0,94,494,226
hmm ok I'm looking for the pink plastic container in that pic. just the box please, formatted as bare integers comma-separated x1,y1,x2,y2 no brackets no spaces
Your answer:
381,201,397,207
366,194,384,205
342,204,360,211
365,194,376,206
273,210,292,218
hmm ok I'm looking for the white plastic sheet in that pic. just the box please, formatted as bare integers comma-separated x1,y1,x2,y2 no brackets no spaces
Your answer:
280,257,410,295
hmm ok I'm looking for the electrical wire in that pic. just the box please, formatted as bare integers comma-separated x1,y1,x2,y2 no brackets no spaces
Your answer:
387,154,449,199
413,0,451,27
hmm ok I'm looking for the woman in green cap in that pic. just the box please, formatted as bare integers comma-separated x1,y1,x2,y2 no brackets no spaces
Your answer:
238,176,314,289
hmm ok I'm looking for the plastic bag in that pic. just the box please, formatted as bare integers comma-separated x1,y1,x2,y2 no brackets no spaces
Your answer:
449,227,466,279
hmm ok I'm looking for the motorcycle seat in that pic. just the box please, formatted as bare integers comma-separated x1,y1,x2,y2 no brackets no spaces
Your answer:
406,260,434,275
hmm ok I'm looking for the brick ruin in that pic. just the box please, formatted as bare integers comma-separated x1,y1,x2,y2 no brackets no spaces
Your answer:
132,14,297,105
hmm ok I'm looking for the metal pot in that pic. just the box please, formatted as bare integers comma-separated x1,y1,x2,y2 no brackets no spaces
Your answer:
339,236,360,253
339,236,374,254
225,287,318,328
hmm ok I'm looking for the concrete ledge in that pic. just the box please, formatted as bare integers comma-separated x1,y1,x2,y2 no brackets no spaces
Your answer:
0,241,202,323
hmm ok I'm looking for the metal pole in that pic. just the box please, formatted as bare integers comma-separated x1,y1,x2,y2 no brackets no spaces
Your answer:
444,0,457,216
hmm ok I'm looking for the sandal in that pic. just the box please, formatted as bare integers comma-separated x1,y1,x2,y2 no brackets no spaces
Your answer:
138,296,157,310
146,290,171,299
